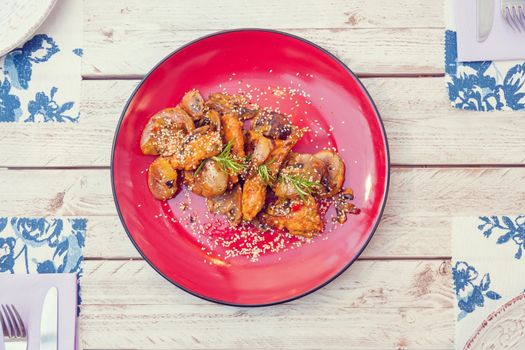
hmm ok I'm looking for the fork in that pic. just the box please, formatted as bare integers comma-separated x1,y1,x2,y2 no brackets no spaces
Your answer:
0,304,27,350
502,0,525,31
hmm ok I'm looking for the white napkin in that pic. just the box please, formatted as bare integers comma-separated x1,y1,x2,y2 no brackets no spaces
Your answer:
452,216,525,349
0,274,78,350
454,0,525,62
0,0,82,122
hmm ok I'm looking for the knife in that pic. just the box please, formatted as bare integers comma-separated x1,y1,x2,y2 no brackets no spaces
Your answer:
40,287,58,350
477,0,495,42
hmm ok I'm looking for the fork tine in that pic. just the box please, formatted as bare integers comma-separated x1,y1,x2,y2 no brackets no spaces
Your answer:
0,305,14,338
9,305,26,338
3,305,19,338
0,306,9,337
518,5,525,29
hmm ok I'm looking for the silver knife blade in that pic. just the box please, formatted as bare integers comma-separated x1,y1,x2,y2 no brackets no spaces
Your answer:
40,287,58,350
477,0,495,42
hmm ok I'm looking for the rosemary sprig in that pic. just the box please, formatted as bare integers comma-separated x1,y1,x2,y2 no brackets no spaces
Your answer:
257,158,276,184
211,140,246,175
194,160,205,175
279,172,321,201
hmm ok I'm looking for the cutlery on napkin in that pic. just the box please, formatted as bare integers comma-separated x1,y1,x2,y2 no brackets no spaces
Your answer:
0,274,77,350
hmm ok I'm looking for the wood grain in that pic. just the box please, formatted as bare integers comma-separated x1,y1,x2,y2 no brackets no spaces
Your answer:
2,167,524,259
83,28,443,77
85,0,444,31
79,260,453,350
83,0,445,76
1,79,524,167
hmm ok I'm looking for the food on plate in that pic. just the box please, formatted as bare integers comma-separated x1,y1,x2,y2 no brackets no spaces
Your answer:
147,157,179,200
140,89,358,237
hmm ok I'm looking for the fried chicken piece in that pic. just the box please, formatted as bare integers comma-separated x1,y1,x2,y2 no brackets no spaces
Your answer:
221,113,246,185
221,113,245,159
207,184,242,226
147,157,179,200
183,159,228,198
314,150,345,198
266,128,305,178
140,107,195,156
237,116,301,222
180,89,205,120
241,175,267,221
253,111,292,140
273,153,327,198
169,129,222,170
261,196,324,238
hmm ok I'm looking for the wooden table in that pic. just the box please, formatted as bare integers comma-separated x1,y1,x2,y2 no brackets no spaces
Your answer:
2,1,524,348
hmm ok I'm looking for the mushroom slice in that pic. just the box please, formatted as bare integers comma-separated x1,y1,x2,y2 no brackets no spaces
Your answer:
247,131,273,167
197,109,222,133
252,111,293,140
140,107,195,156
183,159,228,198
313,150,345,198
333,188,360,224
180,89,205,120
147,157,179,200
207,184,242,226
273,153,326,199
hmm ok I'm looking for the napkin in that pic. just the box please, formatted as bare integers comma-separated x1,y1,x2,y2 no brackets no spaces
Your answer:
0,274,77,350
445,0,525,111
454,0,525,62
0,217,87,350
0,0,82,122
452,216,525,349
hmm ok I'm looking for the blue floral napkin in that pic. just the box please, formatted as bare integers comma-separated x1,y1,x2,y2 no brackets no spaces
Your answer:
0,0,81,122
445,0,525,111
0,217,86,275
452,216,525,348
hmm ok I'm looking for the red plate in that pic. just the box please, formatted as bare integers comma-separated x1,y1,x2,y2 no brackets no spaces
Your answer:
112,29,389,306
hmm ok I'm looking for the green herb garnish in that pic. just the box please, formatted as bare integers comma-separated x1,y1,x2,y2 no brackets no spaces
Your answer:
257,158,276,184
194,160,205,175
211,140,246,175
279,172,321,201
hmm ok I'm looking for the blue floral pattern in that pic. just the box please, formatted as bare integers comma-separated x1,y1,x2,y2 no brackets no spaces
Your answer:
26,87,78,122
0,32,80,123
445,30,525,111
0,217,86,274
72,48,83,57
0,78,22,122
452,261,501,321
3,34,59,90
478,216,525,259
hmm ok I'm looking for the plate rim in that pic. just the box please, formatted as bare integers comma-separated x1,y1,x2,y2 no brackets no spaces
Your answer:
464,292,525,349
0,0,59,57
110,28,391,307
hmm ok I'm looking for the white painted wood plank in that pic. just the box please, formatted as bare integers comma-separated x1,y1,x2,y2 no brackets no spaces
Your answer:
83,0,445,75
79,260,453,350
1,168,524,258
81,260,452,307
1,78,524,167
80,306,452,350
85,0,444,31
83,28,443,77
